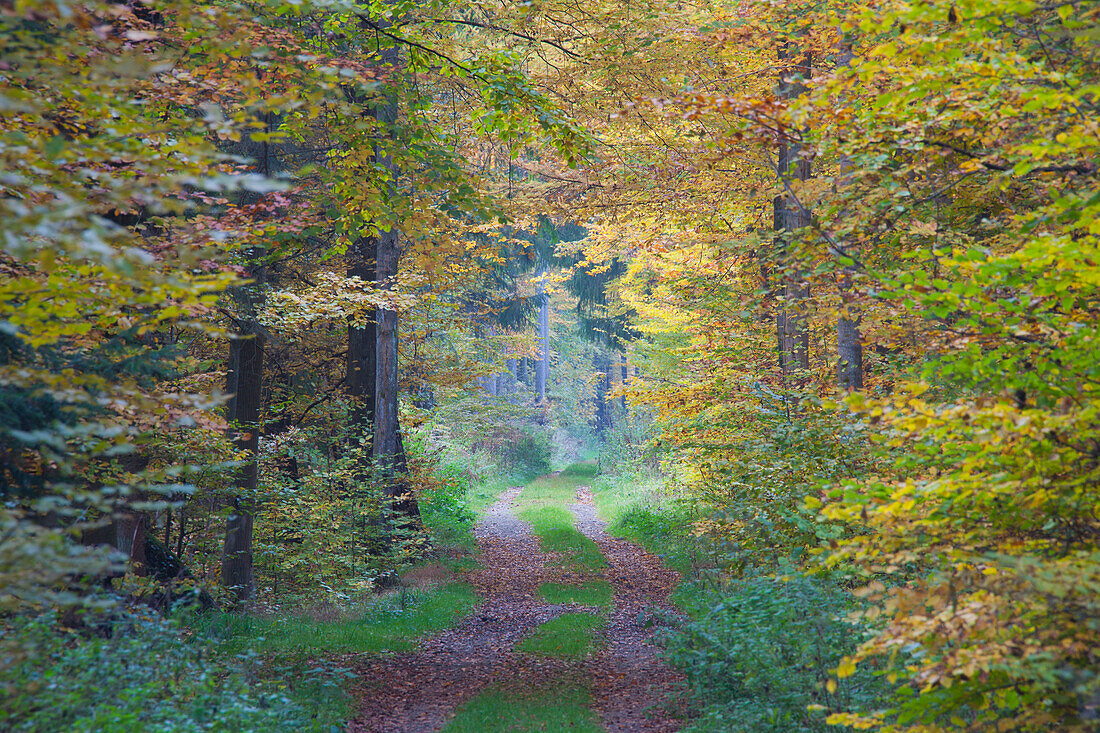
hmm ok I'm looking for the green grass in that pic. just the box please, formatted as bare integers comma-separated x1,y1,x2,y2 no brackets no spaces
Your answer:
589,470,697,577
560,461,599,478
538,580,613,608
467,471,525,515
520,474,585,506
516,465,608,573
194,582,481,656
518,506,607,571
441,684,602,733
516,612,607,657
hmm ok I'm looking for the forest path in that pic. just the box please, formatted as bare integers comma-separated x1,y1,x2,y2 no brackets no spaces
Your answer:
346,468,685,732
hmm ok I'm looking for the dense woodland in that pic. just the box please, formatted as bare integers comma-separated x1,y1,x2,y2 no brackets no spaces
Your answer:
2,0,1098,730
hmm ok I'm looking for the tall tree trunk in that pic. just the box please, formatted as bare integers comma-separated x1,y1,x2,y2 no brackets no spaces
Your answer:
222,294,264,605
775,43,812,375
535,272,550,403
837,292,863,390
833,42,864,391
348,234,377,436
221,116,275,606
371,35,419,521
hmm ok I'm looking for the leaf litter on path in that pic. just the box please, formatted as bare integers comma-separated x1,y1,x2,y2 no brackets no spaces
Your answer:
346,482,687,732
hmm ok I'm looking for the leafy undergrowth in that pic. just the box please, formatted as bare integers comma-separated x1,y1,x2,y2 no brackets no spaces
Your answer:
1,610,348,733
516,612,607,658
587,465,890,732
538,580,613,608
441,684,602,733
663,575,886,733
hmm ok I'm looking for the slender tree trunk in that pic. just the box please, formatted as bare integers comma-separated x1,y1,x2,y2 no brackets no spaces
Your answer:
594,351,611,435
775,43,812,375
535,271,550,403
833,42,864,391
620,351,628,412
222,302,264,605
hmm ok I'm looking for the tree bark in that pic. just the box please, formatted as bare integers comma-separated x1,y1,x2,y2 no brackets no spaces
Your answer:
370,33,419,521
837,291,864,390
222,305,264,605
536,272,550,403
620,351,628,412
348,235,377,437
775,43,812,375
833,42,864,391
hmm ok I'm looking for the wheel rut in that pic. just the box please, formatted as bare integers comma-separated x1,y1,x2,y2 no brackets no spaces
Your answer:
346,481,685,732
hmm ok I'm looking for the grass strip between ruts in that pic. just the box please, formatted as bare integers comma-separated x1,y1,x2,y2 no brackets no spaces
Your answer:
441,684,602,733
516,611,607,658
538,580,613,608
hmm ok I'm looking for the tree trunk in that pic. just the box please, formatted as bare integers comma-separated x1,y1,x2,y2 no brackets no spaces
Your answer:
833,42,864,391
620,351,628,412
116,514,148,576
348,235,377,439
375,228,401,470
371,36,419,521
594,351,611,435
775,43,812,375
222,311,264,605
837,290,864,390
536,273,550,403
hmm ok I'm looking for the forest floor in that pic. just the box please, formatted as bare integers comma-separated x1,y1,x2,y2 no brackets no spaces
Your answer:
346,465,688,732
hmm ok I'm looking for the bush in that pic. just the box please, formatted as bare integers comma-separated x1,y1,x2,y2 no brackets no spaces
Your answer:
660,575,885,733
0,610,346,732
497,428,552,478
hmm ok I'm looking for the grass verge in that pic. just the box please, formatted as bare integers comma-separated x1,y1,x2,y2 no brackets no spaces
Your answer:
589,470,697,577
195,582,481,656
538,580,613,608
516,612,606,657
441,684,602,733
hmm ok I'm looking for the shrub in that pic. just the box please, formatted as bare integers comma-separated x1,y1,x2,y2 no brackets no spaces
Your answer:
0,610,345,732
660,575,885,733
